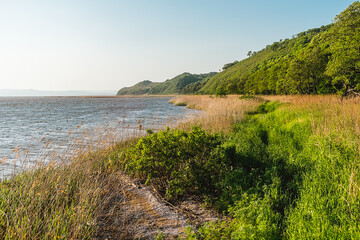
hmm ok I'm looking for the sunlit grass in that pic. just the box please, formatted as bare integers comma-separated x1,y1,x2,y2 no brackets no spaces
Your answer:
263,95,360,149
169,95,360,238
170,95,261,133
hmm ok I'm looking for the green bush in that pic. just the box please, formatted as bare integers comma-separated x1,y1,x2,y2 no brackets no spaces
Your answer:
119,127,235,200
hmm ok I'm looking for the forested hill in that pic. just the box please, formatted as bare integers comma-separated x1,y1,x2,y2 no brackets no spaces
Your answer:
118,2,360,96
200,1,360,95
116,72,216,95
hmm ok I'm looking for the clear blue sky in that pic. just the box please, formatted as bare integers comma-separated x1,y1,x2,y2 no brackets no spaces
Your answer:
0,0,355,91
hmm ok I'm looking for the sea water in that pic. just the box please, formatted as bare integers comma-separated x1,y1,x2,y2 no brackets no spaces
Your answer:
0,96,196,177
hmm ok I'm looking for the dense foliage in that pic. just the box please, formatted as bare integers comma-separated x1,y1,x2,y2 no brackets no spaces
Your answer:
117,80,158,95
199,1,360,95
112,127,238,202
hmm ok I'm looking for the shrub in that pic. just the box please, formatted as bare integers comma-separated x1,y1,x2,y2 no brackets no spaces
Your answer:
120,127,230,200
215,86,227,97
174,102,187,106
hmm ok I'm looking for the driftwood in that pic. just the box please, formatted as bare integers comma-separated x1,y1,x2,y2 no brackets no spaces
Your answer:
341,88,360,100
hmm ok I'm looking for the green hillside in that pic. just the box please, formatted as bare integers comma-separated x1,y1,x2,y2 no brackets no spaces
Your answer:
200,1,360,95
117,80,160,95
117,72,216,95
117,2,360,96
199,26,330,94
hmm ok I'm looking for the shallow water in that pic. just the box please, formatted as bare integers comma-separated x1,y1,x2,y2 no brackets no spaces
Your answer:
0,96,196,177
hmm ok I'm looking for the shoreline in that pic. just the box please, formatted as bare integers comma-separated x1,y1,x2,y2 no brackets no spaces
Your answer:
1,95,360,239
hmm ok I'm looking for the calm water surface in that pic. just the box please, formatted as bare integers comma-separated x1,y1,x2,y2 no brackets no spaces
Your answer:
0,97,196,177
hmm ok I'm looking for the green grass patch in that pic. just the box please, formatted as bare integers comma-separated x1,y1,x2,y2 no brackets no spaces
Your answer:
174,102,187,106
185,101,360,239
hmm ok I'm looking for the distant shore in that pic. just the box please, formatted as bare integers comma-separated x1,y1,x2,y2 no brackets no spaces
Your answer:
78,94,178,98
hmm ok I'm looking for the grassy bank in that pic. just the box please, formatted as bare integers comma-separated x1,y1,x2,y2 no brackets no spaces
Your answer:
113,95,360,238
1,95,360,239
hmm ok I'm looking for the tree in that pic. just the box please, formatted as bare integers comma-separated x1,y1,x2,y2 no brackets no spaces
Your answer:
326,1,360,95
287,43,331,94
215,85,227,97
222,60,239,71
286,59,308,94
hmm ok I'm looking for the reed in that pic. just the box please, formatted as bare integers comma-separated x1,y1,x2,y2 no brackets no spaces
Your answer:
0,113,166,239
171,95,261,132
1,148,102,238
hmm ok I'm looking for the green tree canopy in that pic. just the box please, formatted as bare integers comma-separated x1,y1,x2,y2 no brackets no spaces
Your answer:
326,1,360,95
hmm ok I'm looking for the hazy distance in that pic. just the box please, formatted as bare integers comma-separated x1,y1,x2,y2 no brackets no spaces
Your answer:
0,89,116,97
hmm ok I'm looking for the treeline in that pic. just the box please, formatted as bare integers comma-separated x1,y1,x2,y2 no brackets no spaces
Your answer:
199,1,360,96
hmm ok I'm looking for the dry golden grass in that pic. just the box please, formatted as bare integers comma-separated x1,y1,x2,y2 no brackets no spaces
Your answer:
0,149,102,238
0,114,157,239
0,130,139,239
170,95,262,133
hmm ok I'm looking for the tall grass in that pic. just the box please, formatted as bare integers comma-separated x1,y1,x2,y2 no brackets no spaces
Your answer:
0,113,171,239
263,95,360,139
0,148,104,238
170,95,261,132
262,96,360,239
